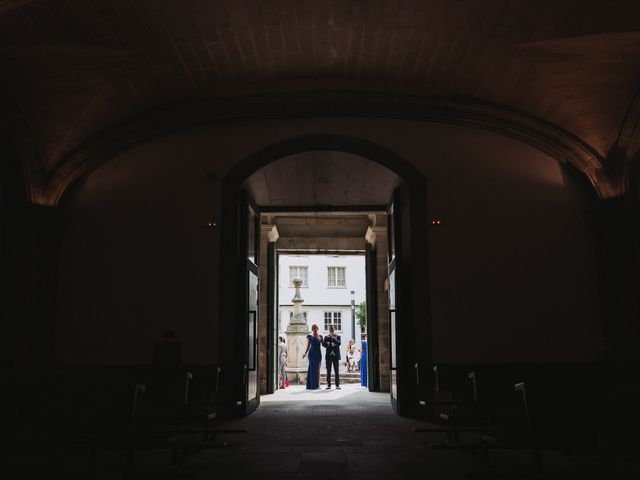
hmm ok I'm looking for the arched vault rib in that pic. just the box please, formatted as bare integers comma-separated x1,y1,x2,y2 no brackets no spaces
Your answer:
42,92,612,206
0,0,38,15
0,83,43,203
614,87,640,195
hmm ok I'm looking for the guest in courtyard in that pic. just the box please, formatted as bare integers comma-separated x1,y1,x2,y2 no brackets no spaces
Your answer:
278,336,288,389
353,339,361,372
346,339,356,372
322,324,341,389
302,323,323,390
360,333,368,387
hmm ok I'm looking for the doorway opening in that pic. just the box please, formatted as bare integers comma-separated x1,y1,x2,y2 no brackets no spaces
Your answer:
277,252,367,390
219,136,431,418
256,209,389,404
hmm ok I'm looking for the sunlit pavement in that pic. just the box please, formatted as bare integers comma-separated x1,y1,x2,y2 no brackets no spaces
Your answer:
262,383,378,403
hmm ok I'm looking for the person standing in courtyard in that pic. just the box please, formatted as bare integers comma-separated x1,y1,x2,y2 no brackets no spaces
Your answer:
302,323,323,390
353,339,361,371
345,339,355,372
278,336,288,389
322,324,341,390
360,333,368,387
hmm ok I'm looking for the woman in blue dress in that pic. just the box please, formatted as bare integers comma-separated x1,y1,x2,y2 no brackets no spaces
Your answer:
360,333,368,387
302,323,323,390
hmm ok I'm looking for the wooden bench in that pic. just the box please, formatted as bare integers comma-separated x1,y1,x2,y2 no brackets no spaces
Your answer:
65,368,245,478
416,370,526,442
421,378,604,473
420,379,542,470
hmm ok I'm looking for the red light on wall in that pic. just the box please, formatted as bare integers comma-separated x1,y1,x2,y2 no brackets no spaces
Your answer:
430,219,443,226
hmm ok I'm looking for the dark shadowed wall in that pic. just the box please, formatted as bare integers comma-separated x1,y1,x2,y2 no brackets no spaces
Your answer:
55,118,600,365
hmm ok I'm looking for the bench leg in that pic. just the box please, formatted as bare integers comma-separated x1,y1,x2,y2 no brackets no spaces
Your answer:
123,445,135,480
452,418,459,443
480,447,490,466
532,448,543,473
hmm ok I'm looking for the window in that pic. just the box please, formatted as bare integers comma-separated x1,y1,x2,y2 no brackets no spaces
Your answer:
327,266,346,287
324,311,342,331
290,311,308,321
289,266,308,287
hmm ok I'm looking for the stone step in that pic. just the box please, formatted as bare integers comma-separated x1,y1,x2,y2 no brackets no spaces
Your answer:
320,372,364,384
286,369,366,385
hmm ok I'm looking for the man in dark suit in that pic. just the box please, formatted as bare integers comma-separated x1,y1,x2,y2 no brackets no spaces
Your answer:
323,324,341,389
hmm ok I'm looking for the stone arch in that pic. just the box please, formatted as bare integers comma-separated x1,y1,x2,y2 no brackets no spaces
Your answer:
615,87,640,198
45,93,606,206
219,133,430,417
223,133,425,190
0,86,39,206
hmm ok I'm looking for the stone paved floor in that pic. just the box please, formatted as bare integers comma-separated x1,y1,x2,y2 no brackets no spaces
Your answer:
8,384,635,479
163,385,609,479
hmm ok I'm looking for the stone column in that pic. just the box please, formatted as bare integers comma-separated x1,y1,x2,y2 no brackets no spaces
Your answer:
589,198,640,474
366,223,390,392
591,199,640,366
258,223,278,394
1,203,66,367
285,279,310,384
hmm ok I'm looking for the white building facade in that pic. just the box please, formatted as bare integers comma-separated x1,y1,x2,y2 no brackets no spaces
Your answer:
279,254,366,353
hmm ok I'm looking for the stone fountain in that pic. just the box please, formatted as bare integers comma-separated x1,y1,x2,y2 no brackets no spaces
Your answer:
285,278,310,384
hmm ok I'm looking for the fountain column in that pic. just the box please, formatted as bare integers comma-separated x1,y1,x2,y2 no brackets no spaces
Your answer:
285,279,310,384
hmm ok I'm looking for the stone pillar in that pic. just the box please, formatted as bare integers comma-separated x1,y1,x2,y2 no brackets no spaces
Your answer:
366,222,390,392
1,203,66,367
591,199,640,367
589,198,640,468
285,279,310,384
258,224,278,394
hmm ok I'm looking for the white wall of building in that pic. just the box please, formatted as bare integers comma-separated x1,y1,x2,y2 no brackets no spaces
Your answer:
278,254,366,349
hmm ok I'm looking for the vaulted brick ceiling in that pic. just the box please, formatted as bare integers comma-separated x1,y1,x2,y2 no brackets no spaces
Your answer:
1,0,640,202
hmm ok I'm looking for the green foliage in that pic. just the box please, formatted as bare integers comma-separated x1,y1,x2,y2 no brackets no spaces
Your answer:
356,301,367,329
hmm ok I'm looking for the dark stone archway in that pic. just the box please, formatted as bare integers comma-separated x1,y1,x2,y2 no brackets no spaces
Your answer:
219,134,431,418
